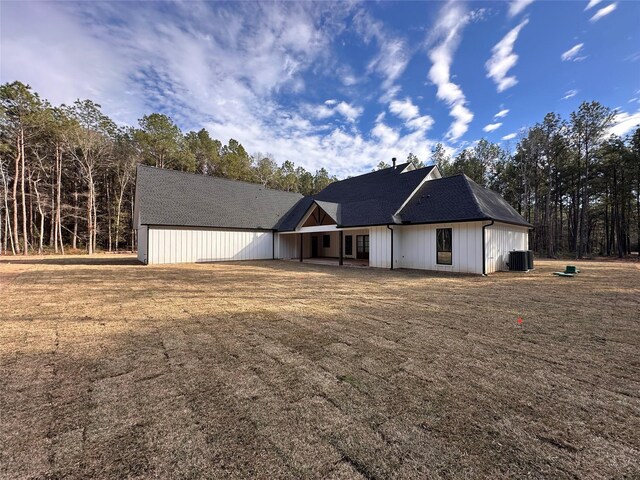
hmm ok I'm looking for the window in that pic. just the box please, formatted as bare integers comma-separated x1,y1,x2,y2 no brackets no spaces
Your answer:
323,234,330,248
436,228,452,265
345,235,353,256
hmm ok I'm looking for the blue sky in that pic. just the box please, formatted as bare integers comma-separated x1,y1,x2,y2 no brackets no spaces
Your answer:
2,0,639,177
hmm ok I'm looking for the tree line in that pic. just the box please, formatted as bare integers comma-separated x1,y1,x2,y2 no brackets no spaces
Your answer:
425,103,639,258
1,80,638,258
0,81,337,255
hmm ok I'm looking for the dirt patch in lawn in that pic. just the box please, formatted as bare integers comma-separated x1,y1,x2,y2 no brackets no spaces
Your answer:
1,255,639,479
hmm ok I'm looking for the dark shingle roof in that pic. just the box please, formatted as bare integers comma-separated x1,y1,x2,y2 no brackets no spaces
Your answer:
135,166,303,230
275,197,314,231
397,174,532,227
313,163,434,227
135,165,529,233
276,163,436,231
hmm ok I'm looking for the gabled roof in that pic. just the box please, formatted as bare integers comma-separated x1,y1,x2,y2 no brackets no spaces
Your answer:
135,164,529,233
275,196,314,231
314,201,340,224
277,163,436,230
397,174,532,227
135,165,303,230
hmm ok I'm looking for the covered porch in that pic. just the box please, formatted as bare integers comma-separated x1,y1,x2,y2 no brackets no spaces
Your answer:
278,228,371,266
278,200,370,266
279,201,369,266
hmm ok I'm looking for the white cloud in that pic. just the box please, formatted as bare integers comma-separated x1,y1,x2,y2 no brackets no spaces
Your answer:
625,52,640,63
561,43,586,61
427,3,474,141
0,1,442,178
585,0,603,10
608,110,640,137
388,98,434,133
353,10,409,95
308,100,362,122
0,2,143,125
335,101,363,122
590,3,617,22
486,19,529,93
341,74,358,86
502,133,517,140
311,104,335,119
483,122,503,132
371,122,400,145
494,109,510,118
561,89,578,100
407,115,435,132
389,98,420,121
509,0,535,17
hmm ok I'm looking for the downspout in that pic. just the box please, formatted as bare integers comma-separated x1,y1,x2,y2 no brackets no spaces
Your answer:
386,224,394,270
481,220,494,276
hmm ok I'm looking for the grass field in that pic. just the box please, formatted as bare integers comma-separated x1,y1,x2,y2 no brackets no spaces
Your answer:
1,255,638,479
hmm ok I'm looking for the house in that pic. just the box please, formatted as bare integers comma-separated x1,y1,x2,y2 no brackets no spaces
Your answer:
134,160,531,274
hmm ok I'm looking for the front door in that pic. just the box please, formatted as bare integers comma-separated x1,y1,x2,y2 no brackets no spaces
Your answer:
311,236,318,257
356,235,369,260
345,235,353,256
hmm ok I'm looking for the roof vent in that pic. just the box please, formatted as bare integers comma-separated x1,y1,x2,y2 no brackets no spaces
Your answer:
392,157,397,169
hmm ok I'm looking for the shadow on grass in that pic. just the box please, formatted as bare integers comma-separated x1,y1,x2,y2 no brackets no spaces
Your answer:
0,256,141,267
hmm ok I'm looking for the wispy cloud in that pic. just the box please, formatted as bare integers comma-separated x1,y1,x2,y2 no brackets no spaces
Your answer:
335,102,363,122
585,0,603,10
483,122,503,132
371,120,400,145
509,0,535,17
561,43,587,61
389,98,419,121
486,19,529,93
626,52,640,63
561,89,578,100
389,98,434,132
1,1,444,177
590,3,617,22
502,132,517,140
427,2,474,141
494,109,510,118
310,100,362,122
608,110,640,137
353,10,409,95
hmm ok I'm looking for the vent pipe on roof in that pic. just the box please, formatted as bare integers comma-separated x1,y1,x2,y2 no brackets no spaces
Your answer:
392,157,397,169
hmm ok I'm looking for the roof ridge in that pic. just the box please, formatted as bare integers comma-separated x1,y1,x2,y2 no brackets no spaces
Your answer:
325,161,412,185
137,164,302,196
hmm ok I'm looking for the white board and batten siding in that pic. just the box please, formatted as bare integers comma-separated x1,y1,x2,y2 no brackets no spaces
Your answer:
396,222,484,274
369,226,394,268
484,222,529,274
276,233,298,260
144,226,274,264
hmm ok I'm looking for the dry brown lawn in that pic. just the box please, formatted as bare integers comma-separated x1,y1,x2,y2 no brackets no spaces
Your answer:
1,255,639,479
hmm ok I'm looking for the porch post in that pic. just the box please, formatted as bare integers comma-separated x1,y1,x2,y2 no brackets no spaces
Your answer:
299,233,303,262
339,230,343,266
